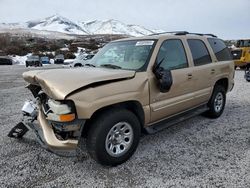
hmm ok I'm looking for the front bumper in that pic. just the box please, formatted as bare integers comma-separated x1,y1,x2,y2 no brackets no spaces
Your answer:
9,101,85,151
36,107,80,150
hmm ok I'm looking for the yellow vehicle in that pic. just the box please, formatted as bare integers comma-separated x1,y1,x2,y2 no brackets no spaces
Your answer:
231,39,250,69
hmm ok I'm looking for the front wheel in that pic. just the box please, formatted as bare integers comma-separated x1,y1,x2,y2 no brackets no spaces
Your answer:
204,85,226,118
86,109,141,166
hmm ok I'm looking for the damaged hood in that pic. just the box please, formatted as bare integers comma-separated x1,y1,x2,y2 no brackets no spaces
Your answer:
23,68,136,99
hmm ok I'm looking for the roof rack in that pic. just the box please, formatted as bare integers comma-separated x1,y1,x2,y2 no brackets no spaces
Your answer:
187,32,217,38
204,33,217,38
149,31,188,36
149,31,217,38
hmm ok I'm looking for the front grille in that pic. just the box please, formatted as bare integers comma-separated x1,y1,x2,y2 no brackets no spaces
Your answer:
39,94,50,116
231,49,242,60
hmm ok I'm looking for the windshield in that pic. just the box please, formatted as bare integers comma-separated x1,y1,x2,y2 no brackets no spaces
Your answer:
27,56,39,61
41,57,49,61
76,54,94,61
90,40,155,70
76,54,87,60
85,54,94,60
55,54,64,59
236,40,250,47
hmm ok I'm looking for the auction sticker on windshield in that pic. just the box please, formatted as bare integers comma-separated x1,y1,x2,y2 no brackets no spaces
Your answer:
135,41,154,46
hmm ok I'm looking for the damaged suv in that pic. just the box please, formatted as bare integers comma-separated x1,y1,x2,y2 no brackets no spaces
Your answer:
8,32,234,166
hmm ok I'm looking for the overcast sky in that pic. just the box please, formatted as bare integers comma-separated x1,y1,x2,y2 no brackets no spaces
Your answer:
0,0,249,39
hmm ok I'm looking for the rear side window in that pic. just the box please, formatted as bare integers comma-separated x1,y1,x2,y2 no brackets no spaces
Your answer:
156,39,188,70
208,38,232,61
187,39,212,66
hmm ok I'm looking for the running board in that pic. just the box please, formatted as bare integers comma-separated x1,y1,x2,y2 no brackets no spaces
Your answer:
145,105,209,134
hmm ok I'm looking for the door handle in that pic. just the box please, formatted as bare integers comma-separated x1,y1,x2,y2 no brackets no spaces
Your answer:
187,73,192,79
211,69,215,74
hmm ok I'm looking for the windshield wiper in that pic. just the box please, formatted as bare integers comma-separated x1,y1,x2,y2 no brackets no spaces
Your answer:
100,64,122,69
84,63,96,67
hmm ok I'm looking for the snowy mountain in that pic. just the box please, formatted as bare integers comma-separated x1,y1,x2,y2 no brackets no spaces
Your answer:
26,15,88,35
79,19,154,36
0,15,162,37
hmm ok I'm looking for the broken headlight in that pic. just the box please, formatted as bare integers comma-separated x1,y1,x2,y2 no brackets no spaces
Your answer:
46,99,76,122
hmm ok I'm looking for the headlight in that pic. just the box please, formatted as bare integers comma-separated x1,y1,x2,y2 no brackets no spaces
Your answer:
47,99,75,122
47,113,75,122
48,99,71,115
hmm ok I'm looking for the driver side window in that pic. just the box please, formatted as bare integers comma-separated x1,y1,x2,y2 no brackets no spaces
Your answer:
156,39,188,70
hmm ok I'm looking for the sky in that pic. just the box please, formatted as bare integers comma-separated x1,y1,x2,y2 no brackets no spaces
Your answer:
0,0,249,39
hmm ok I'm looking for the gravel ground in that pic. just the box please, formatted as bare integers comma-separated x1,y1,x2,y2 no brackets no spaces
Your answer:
0,65,250,188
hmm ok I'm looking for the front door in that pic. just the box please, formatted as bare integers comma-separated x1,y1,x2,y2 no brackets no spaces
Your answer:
149,39,195,123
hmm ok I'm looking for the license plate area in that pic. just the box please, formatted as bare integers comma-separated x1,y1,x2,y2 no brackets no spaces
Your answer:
22,101,37,117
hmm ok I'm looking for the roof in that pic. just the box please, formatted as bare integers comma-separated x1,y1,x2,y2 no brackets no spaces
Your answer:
115,31,218,42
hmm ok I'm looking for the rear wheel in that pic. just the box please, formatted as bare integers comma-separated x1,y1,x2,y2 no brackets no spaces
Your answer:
240,66,246,70
204,85,226,118
86,109,141,166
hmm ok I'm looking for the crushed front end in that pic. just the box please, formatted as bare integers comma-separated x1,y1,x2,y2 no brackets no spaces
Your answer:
8,84,85,152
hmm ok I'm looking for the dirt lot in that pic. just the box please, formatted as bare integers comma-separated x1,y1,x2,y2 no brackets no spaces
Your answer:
0,65,250,188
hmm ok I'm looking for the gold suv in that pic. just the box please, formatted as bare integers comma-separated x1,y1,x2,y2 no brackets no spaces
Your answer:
8,32,234,166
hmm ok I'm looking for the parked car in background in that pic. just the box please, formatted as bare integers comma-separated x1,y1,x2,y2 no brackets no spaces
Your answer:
26,56,42,67
62,59,75,67
0,56,13,65
54,54,64,64
62,54,95,68
40,56,50,65
64,54,95,68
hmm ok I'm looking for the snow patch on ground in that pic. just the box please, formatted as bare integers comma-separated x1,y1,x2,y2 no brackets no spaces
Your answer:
10,54,31,65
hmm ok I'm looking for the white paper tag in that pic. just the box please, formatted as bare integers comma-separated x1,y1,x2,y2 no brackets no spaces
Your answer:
135,41,154,46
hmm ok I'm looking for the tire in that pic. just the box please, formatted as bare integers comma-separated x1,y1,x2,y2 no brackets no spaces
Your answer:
240,66,246,70
245,74,250,82
74,64,82,67
204,85,226,118
86,109,141,166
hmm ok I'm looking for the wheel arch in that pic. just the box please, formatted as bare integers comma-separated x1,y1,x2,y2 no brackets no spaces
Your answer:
74,63,82,67
214,78,228,92
81,100,145,137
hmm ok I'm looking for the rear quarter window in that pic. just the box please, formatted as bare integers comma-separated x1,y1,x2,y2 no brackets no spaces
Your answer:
208,38,232,61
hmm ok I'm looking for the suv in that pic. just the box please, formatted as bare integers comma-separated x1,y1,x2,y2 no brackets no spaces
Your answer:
8,32,234,166
54,54,64,64
231,39,250,69
40,56,50,64
26,55,42,67
0,56,13,65
72,54,95,67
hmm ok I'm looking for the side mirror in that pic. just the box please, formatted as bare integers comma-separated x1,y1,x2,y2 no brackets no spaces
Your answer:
153,64,173,93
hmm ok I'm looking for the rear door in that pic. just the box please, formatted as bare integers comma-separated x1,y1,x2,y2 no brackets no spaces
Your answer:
185,39,215,106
